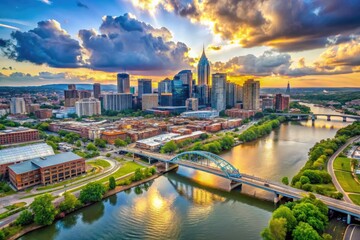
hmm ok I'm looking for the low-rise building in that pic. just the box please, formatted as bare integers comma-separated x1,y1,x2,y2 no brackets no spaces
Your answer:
8,152,85,190
180,110,219,119
34,109,53,119
101,130,127,144
0,127,40,145
225,109,257,119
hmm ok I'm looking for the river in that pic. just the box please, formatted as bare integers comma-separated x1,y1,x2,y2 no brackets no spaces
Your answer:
21,104,353,240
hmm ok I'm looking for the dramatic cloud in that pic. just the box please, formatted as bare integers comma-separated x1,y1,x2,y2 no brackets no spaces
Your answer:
78,13,192,72
133,0,360,51
1,20,83,68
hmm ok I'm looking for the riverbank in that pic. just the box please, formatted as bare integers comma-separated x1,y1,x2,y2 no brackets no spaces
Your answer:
7,170,165,240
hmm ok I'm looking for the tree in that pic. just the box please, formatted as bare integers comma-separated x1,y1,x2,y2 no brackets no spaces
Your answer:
300,176,310,185
114,138,127,147
86,143,97,151
134,168,144,181
0,230,4,240
292,222,321,240
292,202,328,233
272,206,297,232
79,182,106,203
261,217,287,240
30,194,56,225
106,153,111,157
15,210,34,226
109,176,116,190
281,177,289,185
75,140,82,148
94,138,107,148
160,141,178,153
0,124,5,130
59,192,81,212
46,140,58,151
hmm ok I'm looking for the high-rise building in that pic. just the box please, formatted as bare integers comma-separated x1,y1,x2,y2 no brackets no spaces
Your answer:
10,98,26,114
185,98,199,111
78,90,92,99
286,81,291,95
171,79,187,106
138,79,152,99
159,93,173,106
102,93,132,111
68,84,76,90
195,84,210,106
243,79,260,110
226,82,236,108
262,97,274,110
211,73,227,111
158,78,172,96
130,87,136,94
275,94,290,112
93,83,101,99
174,70,193,97
64,84,78,107
235,84,243,103
117,73,130,93
75,98,101,117
197,47,211,86
142,94,159,110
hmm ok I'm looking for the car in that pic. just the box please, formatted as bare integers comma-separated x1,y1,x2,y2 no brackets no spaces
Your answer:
264,183,270,187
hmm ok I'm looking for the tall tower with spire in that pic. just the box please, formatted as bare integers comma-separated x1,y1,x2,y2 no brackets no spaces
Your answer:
197,46,211,86
286,81,291,95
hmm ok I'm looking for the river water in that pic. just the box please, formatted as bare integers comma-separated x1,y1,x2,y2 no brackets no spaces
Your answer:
21,104,353,240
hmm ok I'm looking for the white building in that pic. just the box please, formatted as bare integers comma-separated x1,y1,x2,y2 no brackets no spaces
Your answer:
75,98,101,117
181,110,219,119
102,93,133,111
10,98,26,114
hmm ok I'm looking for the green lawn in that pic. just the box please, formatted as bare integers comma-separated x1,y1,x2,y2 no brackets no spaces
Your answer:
333,157,352,172
349,194,360,205
335,170,360,193
88,159,111,168
4,202,26,211
96,161,143,184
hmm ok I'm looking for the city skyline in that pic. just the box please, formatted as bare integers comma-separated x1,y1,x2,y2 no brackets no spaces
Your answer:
0,0,359,87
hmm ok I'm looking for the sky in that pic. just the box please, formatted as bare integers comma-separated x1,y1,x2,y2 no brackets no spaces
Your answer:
0,0,359,87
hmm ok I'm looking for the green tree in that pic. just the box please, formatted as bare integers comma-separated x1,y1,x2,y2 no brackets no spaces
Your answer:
292,222,321,240
261,217,287,240
86,143,98,151
36,122,49,131
75,140,82,147
46,140,58,151
94,138,107,148
161,141,178,153
292,202,328,233
15,210,34,226
272,206,297,232
79,182,106,203
106,153,111,157
114,138,127,147
134,168,144,181
282,177,289,185
109,176,116,190
30,194,56,225
125,136,132,144
0,230,4,240
300,176,310,185
59,192,81,212
0,124,5,130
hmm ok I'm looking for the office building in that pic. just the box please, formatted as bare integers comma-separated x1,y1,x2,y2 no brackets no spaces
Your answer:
75,98,101,116
117,73,130,93
262,97,275,110
275,94,290,112
9,152,85,190
226,82,236,108
174,70,192,97
78,90,92,99
10,98,26,114
142,94,159,110
0,127,39,145
211,73,227,111
138,79,152,98
159,93,173,106
171,78,187,106
93,83,101,99
68,84,76,90
197,47,211,86
158,78,172,96
243,79,260,110
64,84,79,107
26,104,40,114
195,84,210,106
130,86,136,94
235,85,243,103
185,98,199,111
102,93,132,111
34,109,53,119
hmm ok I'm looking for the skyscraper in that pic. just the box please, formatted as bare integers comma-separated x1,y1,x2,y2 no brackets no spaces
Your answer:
142,94,159,110
68,84,76,90
75,98,101,116
64,85,78,107
10,98,26,114
275,94,290,112
174,70,193,97
197,47,211,86
243,79,260,110
102,93,133,111
211,73,227,111
158,78,172,96
78,90,92,99
93,83,101,99
138,79,152,99
171,78,187,106
117,73,130,93
235,84,243,103
226,82,236,108
286,81,291,95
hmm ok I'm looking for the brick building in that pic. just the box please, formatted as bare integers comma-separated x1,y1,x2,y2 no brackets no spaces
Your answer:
0,127,40,145
34,109,53,119
8,152,85,190
225,109,257,119
101,130,127,144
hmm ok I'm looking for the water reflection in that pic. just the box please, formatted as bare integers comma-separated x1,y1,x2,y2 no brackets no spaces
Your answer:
81,201,105,224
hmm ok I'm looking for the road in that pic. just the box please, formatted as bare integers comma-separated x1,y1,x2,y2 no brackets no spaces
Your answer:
344,225,360,240
327,136,360,203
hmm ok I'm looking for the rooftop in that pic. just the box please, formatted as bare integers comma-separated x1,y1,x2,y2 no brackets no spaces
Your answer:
0,127,37,135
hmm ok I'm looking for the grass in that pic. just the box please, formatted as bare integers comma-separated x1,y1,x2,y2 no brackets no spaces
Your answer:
333,157,352,172
349,194,360,205
88,159,111,168
0,189,16,197
4,202,26,211
334,170,360,193
96,161,143,184
0,206,27,220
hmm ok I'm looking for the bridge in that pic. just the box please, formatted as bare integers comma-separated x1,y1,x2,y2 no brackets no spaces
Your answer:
268,113,360,122
119,147,360,224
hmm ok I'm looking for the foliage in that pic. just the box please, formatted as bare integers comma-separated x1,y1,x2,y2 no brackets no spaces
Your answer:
160,140,178,153
281,177,289,185
94,138,107,148
109,176,116,190
86,143,97,151
292,222,322,240
30,194,56,225
46,140,58,151
0,181,12,193
15,210,34,226
289,102,311,114
59,192,81,212
106,153,111,157
114,138,127,147
0,124,5,130
79,182,106,203
261,217,287,240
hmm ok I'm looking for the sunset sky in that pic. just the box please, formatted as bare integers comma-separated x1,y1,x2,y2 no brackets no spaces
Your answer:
0,0,359,87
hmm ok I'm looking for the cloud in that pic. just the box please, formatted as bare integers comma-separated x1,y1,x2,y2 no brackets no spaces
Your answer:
39,0,51,5
77,1,89,9
78,13,192,72
133,0,360,52
0,23,20,31
208,45,221,51
2,20,83,68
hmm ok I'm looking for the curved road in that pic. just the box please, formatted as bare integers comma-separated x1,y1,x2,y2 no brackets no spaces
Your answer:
327,136,360,203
